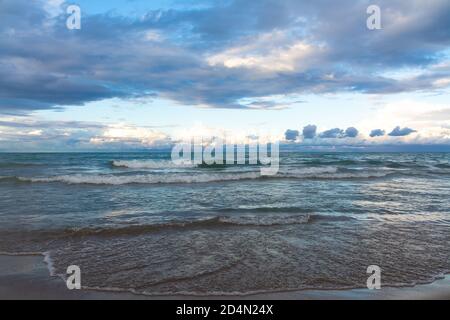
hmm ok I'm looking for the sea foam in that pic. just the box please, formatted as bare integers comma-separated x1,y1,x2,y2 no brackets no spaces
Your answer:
112,160,194,169
15,167,394,185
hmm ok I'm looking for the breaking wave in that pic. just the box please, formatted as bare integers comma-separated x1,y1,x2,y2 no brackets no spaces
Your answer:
13,167,395,185
17,172,261,185
111,160,194,169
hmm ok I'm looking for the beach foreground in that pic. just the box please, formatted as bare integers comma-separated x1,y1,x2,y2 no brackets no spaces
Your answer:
1,255,449,300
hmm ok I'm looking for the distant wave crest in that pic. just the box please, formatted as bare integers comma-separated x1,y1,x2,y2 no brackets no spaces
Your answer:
111,160,194,169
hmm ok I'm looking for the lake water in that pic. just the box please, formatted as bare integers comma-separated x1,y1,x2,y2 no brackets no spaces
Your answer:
0,152,449,295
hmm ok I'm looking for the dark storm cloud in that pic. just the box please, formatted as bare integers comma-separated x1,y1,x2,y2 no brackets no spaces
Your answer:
302,125,317,139
284,129,299,141
388,126,417,137
1,0,450,114
370,129,386,137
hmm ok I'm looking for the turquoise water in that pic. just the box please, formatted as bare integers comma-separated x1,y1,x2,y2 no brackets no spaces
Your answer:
0,152,449,295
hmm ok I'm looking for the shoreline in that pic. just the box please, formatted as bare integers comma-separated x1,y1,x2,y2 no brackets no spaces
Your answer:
1,254,449,300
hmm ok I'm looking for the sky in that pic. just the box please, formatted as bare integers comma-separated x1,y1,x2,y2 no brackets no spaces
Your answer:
0,0,450,151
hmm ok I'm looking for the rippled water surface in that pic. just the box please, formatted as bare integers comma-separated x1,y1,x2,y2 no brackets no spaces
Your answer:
0,152,449,295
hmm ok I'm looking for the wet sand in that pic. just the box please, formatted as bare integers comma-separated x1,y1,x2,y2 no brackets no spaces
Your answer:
0,254,449,300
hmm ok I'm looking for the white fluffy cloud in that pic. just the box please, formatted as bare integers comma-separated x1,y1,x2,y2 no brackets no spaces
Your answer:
206,31,326,73
90,124,171,147
358,99,450,144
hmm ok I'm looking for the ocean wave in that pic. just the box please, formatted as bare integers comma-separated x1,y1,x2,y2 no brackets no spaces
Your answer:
17,172,262,185
16,214,355,239
112,159,263,170
282,166,338,175
42,216,311,237
111,160,194,169
14,168,395,185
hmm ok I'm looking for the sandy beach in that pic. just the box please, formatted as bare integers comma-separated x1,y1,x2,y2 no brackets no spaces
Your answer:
1,254,449,300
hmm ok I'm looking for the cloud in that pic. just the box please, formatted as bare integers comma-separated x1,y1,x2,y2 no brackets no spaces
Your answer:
319,128,344,139
302,124,317,139
388,126,417,137
284,129,299,141
370,129,386,137
0,118,172,150
316,127,359,139
1,0,450,114
357,99,450,145
90,124,171,147
0,116,447,151
206,31,325,73
0,117,103,150
344,127,359,138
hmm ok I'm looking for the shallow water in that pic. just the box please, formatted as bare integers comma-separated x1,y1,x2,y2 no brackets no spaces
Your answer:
0,152,449,295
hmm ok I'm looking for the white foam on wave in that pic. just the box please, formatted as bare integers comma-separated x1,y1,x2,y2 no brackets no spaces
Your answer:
43,251,56,276
18,172,262,185
112,160,194,169
280,166,338,176
17,167,393,185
